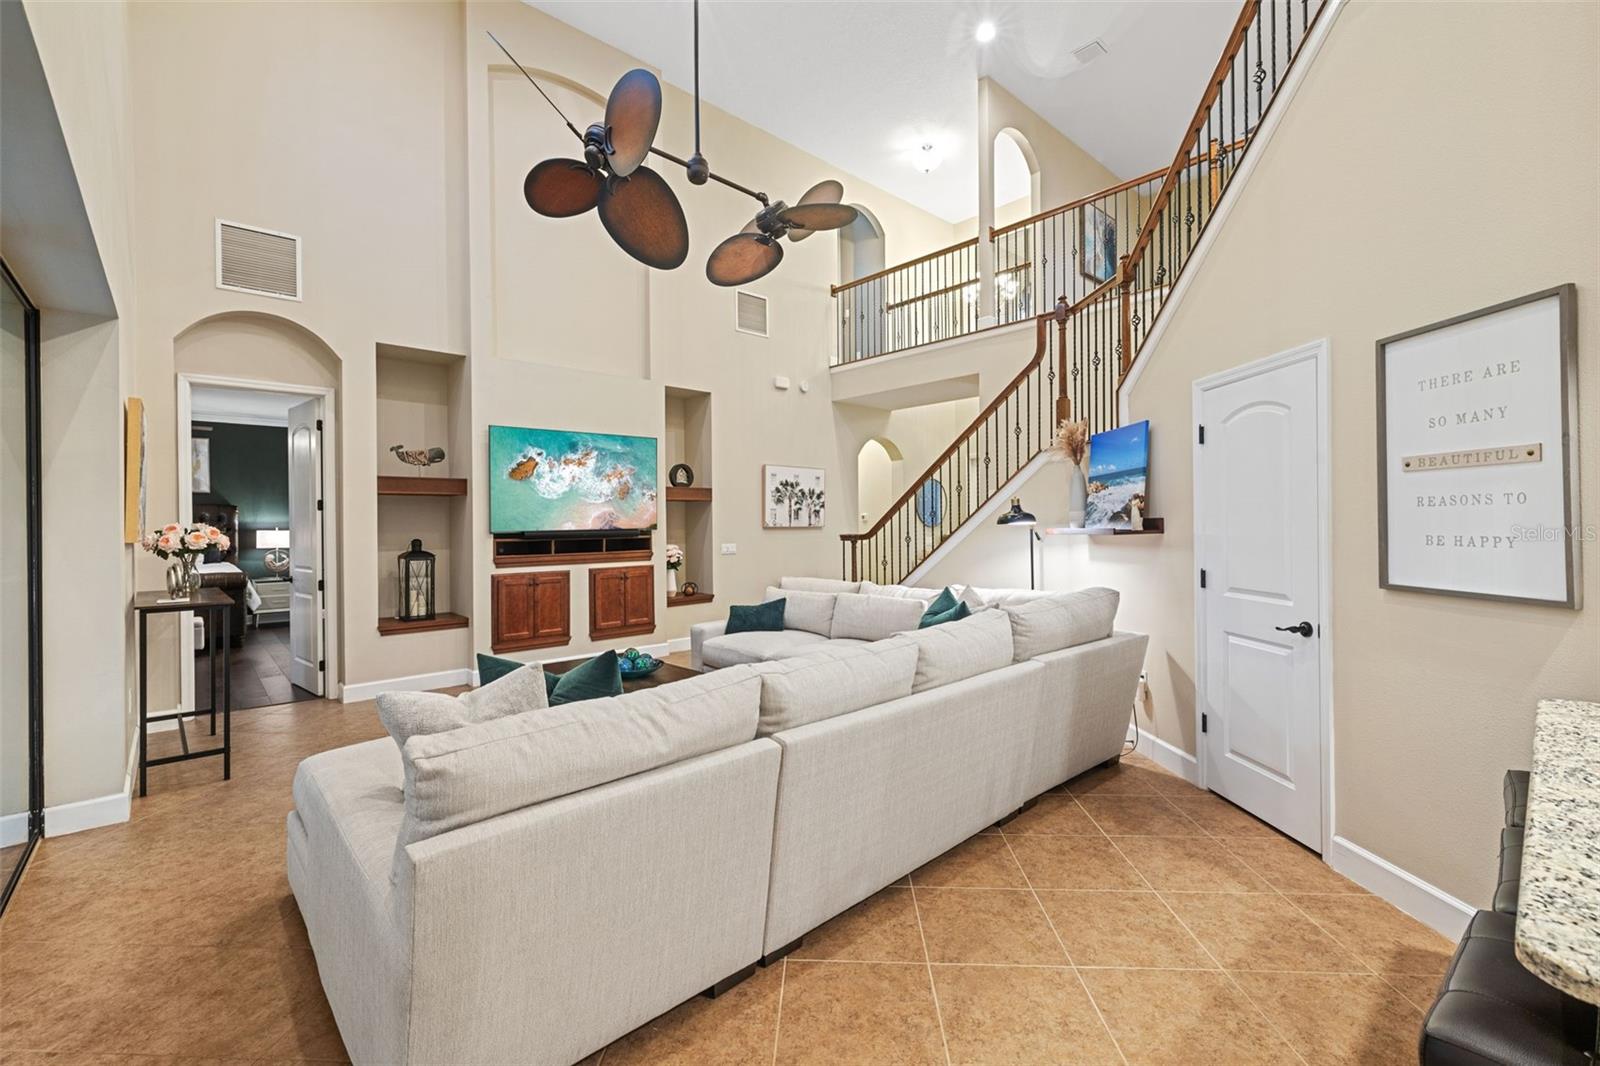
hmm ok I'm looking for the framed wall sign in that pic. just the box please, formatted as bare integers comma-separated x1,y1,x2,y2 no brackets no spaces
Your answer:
1376,284,1580,607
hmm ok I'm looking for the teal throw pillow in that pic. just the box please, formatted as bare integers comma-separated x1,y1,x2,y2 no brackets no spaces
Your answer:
477,652,527,686
548,649,623,706
918,600,971,629
726,597,785,635
918,587,959,625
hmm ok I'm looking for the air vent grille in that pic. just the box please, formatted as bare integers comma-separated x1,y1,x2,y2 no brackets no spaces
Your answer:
216,220,301,300
1072,39,1109,65
735,291,768,337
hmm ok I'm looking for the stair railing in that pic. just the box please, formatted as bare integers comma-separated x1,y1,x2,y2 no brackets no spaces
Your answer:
841,0,1328,580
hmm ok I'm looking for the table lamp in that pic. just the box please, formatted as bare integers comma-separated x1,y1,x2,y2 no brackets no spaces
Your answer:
256,528,290,575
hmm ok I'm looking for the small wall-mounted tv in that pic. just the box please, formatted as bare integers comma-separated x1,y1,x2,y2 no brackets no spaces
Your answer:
489,425,658,535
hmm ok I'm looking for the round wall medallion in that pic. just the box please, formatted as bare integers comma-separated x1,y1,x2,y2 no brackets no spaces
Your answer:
668,463,695,487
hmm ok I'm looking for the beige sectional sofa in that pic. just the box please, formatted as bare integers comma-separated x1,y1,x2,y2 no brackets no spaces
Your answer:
288,582,1145,1066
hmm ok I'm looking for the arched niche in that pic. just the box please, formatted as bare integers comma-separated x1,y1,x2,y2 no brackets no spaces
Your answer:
856,435,904,531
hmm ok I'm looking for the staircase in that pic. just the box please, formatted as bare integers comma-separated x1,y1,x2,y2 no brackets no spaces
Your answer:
840,0,1328,584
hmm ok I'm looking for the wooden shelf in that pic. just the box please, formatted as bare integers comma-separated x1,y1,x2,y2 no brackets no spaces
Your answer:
377,612,469,636
667,592,715,607
665,486,713,503
378,476,467,497
1041,517,1165,537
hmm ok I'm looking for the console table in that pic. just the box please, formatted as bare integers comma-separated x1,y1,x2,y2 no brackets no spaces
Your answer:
1515,698,1600,1015
133,589,233,796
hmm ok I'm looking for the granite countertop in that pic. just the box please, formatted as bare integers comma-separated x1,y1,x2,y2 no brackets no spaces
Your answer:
1515,698,1600,1006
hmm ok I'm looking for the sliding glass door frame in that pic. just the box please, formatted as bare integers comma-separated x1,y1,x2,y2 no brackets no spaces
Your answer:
1,256,43,916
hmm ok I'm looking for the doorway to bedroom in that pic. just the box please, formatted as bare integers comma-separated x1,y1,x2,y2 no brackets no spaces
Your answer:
182,380,328,711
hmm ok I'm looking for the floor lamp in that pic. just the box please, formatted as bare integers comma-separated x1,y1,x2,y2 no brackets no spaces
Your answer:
996,497,1039,590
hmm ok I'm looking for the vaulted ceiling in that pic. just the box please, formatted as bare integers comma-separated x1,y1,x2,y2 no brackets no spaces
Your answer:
525,1,1239,223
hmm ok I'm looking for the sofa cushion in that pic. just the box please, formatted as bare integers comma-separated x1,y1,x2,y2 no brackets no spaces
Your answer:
292,738,406,891
898,607,1014,692
1002,587,1120,661
750,638,918,736
700,629,831,668
396,666,762,856
964,586,1057,608
859,580,946,604
727,598,785,635
830,592,927,641
920,600,971,629
376,664,548,752
766,586,835,637
780,576,862,594
919,587,959,622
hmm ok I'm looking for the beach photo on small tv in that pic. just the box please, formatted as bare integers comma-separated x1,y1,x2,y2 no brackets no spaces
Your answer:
1085,420,1149,529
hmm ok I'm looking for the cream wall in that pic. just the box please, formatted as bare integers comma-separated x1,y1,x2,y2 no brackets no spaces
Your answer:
842,398,981,528
932,0,1600,909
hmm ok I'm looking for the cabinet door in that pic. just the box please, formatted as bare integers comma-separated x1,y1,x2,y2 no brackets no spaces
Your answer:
491,571,570,653
589,566,654,640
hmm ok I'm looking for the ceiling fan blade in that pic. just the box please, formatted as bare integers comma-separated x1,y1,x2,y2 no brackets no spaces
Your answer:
603,68,662,177
778,202,858,234
597,165,689,270
790,181,851,241
705,232,784,287
789,180,848,241
524,158,602,217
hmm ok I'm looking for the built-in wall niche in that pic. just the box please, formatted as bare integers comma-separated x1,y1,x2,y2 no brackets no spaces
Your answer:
375,343,470,635
664,386,715,605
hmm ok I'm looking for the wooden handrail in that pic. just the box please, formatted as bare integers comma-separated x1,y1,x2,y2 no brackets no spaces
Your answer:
831,236,979,296
1127,0,1260,267
841,314,1050,543
883,261,1031,313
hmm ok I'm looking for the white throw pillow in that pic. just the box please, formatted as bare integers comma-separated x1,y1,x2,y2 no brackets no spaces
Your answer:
767,586,836,637
830,592,927,641
1003,587,1120,661
780,576,862,594
897,607,1015,692
749,638,918,735
376,665,548,752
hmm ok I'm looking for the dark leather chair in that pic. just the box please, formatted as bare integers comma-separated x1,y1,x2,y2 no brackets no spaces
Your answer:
1418,769,1596,1064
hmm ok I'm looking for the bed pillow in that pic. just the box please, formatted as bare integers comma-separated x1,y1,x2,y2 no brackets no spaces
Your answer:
727,598,785,635
377,664,548,752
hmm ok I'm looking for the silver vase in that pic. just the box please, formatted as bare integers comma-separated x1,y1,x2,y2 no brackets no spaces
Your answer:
1067,463,1088,528
165,555,202,599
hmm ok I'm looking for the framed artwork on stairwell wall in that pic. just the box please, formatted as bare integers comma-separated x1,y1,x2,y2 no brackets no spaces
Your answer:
1080,203,1117,285
763,465,825,529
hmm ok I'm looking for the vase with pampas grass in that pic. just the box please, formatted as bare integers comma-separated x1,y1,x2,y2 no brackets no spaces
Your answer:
1050,419,1090,528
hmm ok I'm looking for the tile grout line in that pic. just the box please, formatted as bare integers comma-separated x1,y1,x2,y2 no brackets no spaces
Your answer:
1000,824,1131,1066
768,957,786,1066
905,875,954,1066
1099,818,1316,1066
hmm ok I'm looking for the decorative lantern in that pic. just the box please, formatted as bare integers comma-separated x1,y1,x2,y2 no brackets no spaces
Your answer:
397,538,435,622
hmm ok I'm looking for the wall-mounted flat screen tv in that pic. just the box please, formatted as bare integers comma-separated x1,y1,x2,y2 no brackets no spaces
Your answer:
488,425,658,535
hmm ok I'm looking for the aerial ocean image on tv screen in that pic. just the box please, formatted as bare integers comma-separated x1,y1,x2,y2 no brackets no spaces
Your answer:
489,425,658,534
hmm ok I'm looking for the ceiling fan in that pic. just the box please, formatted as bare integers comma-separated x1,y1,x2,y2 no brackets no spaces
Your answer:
490,1,859,287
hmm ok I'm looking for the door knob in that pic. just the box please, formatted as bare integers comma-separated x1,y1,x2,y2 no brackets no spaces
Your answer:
1275,621,1314,638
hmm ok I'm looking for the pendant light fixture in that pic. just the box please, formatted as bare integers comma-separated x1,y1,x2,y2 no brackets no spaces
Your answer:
490,0,859,286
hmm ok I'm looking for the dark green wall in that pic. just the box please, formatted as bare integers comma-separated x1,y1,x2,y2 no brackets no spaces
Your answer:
202,422,288,580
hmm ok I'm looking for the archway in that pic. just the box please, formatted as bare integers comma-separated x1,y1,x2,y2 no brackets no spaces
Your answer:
992,129,1042,319
838,204,886,284
856,436,904,531
171,311,343,712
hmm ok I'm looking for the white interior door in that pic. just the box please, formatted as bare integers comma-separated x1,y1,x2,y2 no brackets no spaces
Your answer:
1197,348,1324,849
287,398,324,695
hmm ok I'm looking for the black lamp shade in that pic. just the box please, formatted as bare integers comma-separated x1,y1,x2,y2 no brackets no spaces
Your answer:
996,498,1037,527
398,538,436,622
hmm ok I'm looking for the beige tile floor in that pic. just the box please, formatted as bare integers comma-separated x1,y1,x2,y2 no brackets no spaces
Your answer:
0,688,1456,1065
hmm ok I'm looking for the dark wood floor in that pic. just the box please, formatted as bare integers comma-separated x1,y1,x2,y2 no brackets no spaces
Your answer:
196,623,317,711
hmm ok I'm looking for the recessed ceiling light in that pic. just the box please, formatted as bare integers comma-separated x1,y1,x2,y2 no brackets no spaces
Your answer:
975,20,997,44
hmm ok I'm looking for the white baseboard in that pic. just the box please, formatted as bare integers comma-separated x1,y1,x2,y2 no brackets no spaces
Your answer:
1326,835,1475,940
0,789,135,845
1126,722,1200,784
341,668,475,704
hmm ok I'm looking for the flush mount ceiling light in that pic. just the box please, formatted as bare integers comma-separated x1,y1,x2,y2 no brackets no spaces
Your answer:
914,143,943,174
975,20,997,44
490,0,858,287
